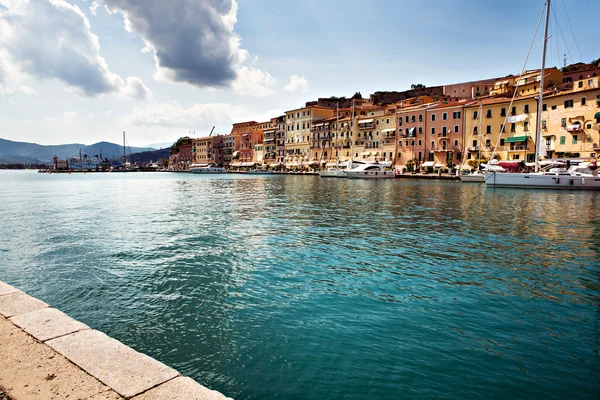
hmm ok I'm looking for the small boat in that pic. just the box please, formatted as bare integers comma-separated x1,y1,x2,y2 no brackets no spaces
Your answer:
247,169,273,175
190,164,227,174
318,167,345,178
459,171,485,183
344,163,396,179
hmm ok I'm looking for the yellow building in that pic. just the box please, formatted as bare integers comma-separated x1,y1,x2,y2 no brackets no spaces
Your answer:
463,95,538,162
540,77,600,159
285,106,334,168
191,137,212,165
490,68,562,97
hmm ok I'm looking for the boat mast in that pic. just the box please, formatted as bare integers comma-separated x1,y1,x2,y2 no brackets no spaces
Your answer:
534,0,550,173
123,131,126,166
478,104,482,163
336,102,339,166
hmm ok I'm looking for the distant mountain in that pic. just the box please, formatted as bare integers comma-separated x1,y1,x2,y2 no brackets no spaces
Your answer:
144,141,173,150
0,138,155,164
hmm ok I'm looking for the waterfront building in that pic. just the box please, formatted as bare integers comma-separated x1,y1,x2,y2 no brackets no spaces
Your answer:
309,116,337,165
260,117,280,166
425,100,470,168
395,98,436,170
490,68,562,97
284,105,334,168
191,137,212,166
561,61,600,84
539,77,600,159
169,136,193,170
231,121,258,166
464,95,538,163
443,78,497,99
222,134,236,166
275,116,286,165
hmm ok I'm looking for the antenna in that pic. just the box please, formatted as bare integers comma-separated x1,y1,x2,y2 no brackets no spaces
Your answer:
209,126,215,136
564,53,566,68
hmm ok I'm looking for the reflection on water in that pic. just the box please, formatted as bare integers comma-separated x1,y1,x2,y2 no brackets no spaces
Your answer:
0,171,599,399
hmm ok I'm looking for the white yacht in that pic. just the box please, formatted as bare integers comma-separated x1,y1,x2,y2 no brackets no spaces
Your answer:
344,163,396,179
318,167,346,178
190,164,227,174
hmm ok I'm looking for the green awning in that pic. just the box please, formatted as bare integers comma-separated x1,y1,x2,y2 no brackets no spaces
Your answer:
505,136,529,143
594,111,600,119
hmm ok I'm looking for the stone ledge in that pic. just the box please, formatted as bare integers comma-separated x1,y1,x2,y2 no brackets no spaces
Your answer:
0,291,48,318
10,307,89,342
0,279,231,400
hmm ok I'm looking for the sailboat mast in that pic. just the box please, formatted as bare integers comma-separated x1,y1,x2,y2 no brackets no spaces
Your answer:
534,0,551,173
123,131,126,165
478,104,482,162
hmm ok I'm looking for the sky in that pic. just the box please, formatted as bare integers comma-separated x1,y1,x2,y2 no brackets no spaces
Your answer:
0,0,598,147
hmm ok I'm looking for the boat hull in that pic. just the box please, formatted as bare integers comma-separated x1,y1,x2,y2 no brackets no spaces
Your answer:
318,170,345,178
190,167,227,174
484,171,600,190
460,174,484,183
345,170,395,179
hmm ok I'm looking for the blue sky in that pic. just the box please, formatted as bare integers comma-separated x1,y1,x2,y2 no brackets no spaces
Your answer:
0,0,597,147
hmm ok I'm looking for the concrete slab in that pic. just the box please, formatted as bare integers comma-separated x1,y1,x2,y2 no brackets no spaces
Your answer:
86,390,124,399
0,291,48,318
0,281,20,296
0,316,120,400
10,307,89,342
47,329,180,398
132,377,232,400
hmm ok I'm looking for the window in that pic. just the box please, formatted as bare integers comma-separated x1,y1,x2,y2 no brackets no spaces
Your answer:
473,140,478,147
486,125,491,134
418,127,422,134
572,135,578,144
442,126,448,135
511,107,516,116
542,104,547,111
561,118,567,127
442,112,448,120
500,108,506,117
524,104,529,113
418,139,422,146
473,111,478,119
454,125,459,133
524,121,529,131
431,140,435,148
454,140,459,146
500,138,505,146
406,116,409,123
578,81,583,88
511,123,516,132
398,141,403,147
486,110,492,118
486,139,491,147
542,120,547,129
500,124,505,133
473,126,478,134
376,120,379,125
453,111,461,119
419,114,423,122
581,97,586,106
560,136,566,145
552,105,557,110
431,114,436,122
411,115,416,123
564,100,574,108
386,118,390,124
431,127,436,135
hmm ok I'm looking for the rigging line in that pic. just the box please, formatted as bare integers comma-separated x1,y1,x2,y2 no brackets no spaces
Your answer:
553,3,560,67
489,2,546,162
550,5,573,64
560,0,582,61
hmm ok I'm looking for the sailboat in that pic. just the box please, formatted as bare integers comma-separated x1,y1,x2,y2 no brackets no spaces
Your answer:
112,131,137,172
484,0,600,190
319,103,346,178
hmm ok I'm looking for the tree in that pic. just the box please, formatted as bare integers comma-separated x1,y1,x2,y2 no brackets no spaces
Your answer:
410,84,426,90
352,92,362,99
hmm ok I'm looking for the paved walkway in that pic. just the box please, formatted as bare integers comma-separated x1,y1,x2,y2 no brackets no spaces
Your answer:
0,280,230,400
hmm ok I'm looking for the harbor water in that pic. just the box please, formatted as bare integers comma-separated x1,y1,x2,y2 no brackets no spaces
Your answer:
0,170,599,399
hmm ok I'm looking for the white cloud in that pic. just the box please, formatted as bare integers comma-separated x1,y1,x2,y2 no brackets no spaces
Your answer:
44,111,77,123
121,101,247,130
103,0,274,96
231,66,276,97
0,0,150,99
89,1,100,15
284,75,309,92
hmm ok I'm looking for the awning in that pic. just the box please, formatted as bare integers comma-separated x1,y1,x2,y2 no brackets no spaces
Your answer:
422,161,435,167
595,111,600,119
232,151,240,157
542,133,556,137
505,136,529,143
358,119,373,124
264,137,275,142
314,123,324,127
263,129,276,133
507,114,528,123
434,163,445,168
239,162,256,167
381,128,396,133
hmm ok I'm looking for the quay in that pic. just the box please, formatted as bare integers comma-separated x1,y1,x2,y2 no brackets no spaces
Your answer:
0,280,230,400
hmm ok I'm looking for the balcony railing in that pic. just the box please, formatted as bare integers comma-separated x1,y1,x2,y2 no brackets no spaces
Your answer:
358,123,374,130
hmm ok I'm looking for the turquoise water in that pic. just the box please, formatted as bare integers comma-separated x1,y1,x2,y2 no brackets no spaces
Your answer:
0,170,599,399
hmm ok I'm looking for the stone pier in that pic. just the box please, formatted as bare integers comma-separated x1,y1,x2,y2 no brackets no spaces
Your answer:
0,280,231,400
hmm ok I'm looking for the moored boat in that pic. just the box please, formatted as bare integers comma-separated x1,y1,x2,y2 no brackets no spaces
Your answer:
190,164,227,174
344,163,395,179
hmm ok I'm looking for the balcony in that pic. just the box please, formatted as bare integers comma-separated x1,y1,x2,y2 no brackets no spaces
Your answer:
358,123,374,130
437,132,448,138
507,145,528,151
